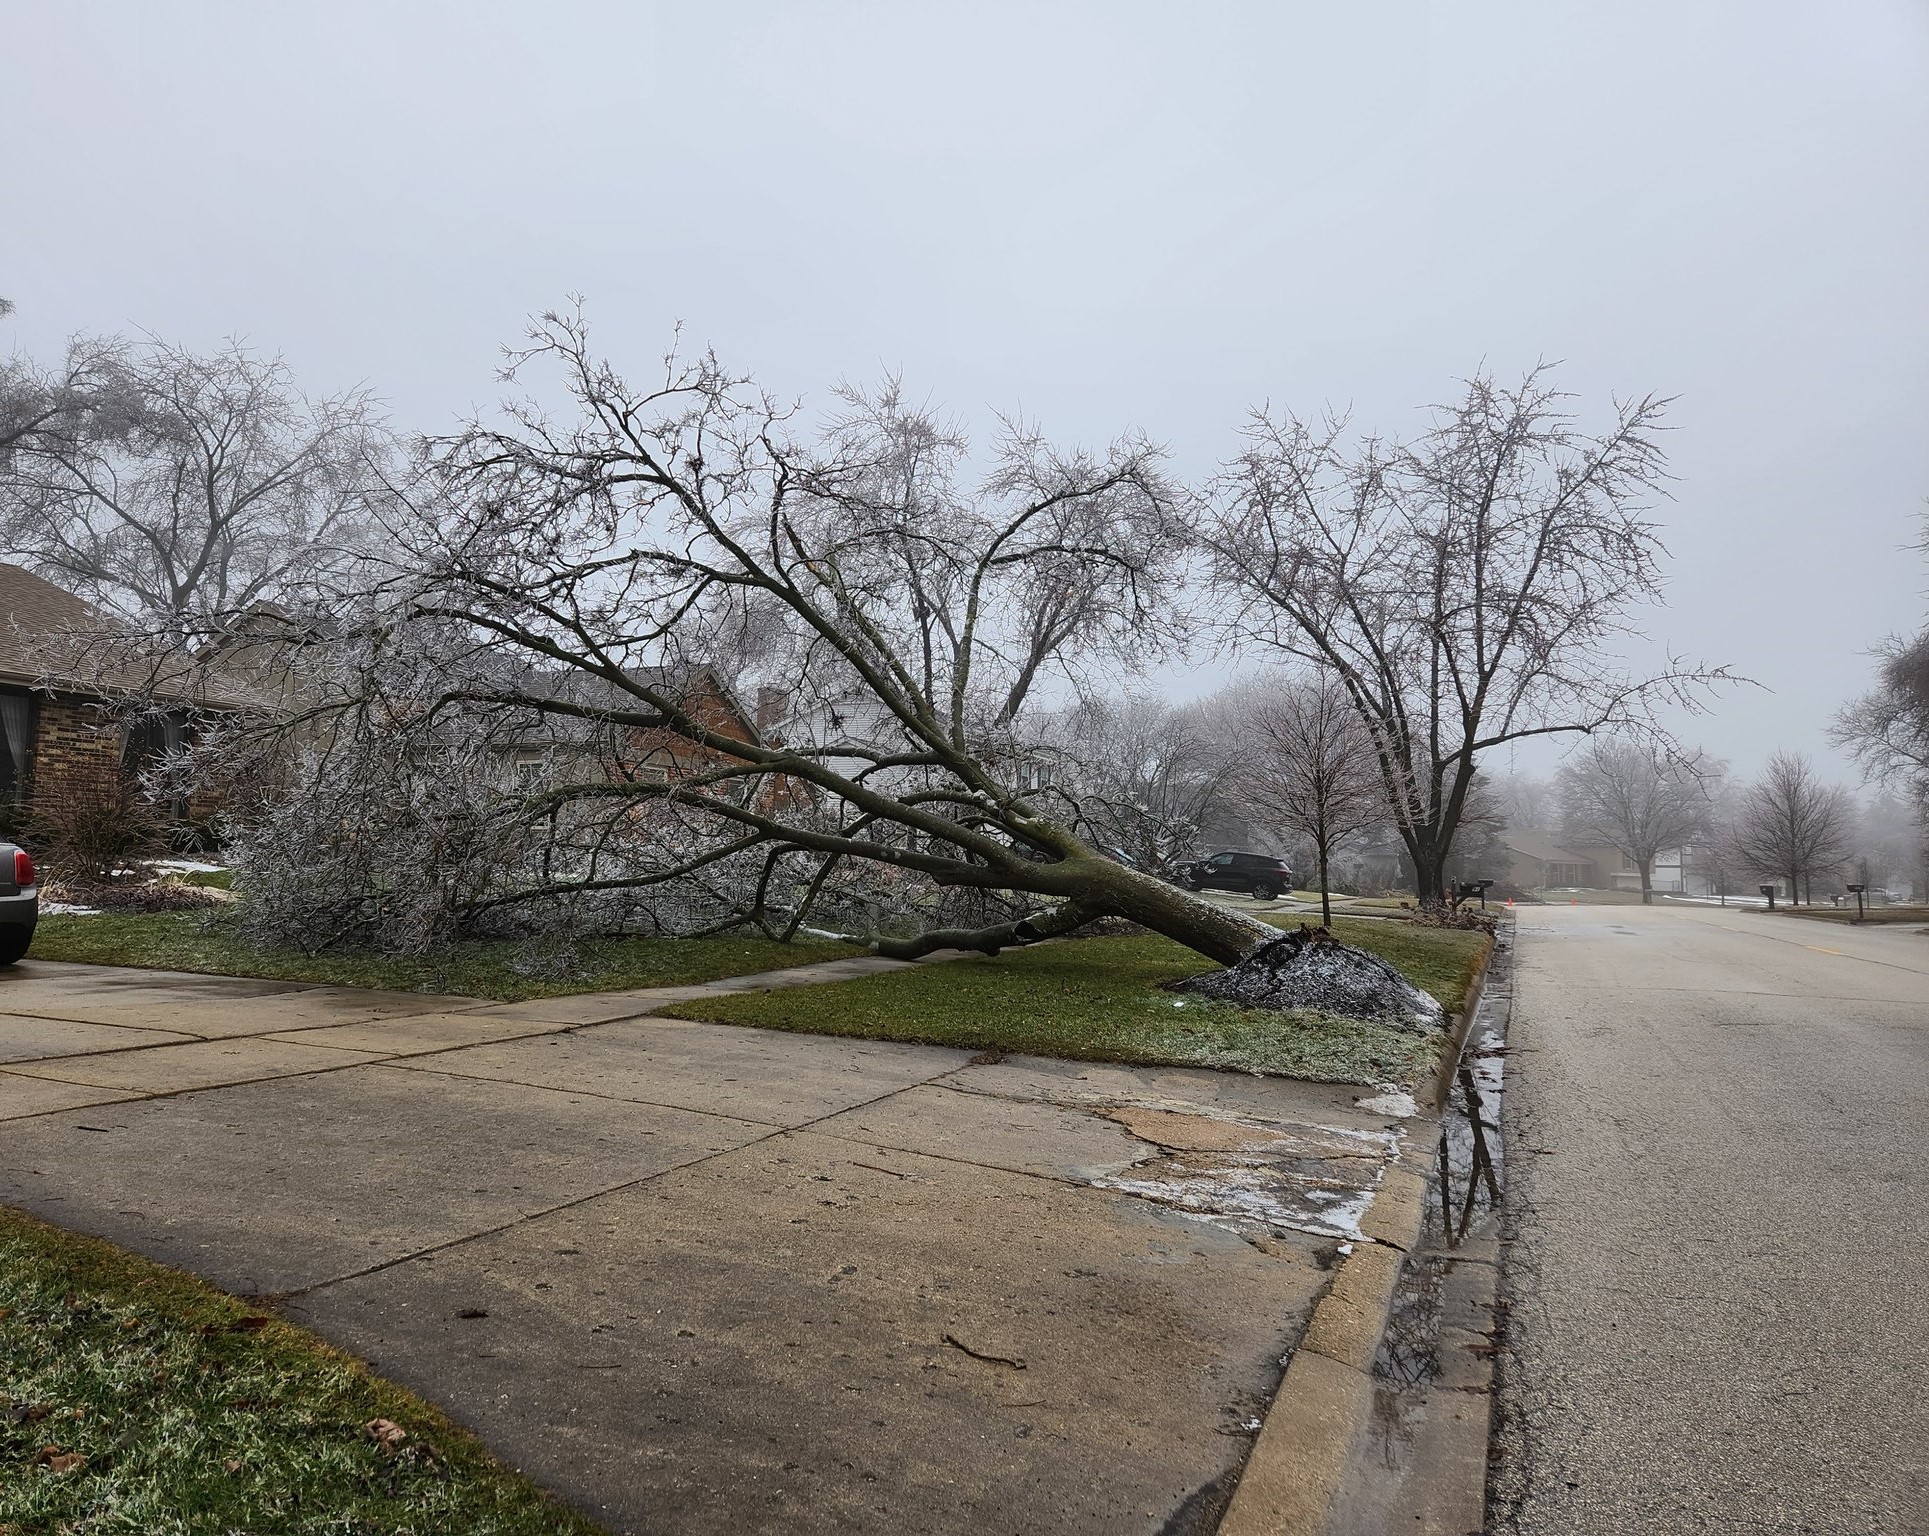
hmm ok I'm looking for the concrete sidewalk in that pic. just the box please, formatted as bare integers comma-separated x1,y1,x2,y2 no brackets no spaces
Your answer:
0,956,1420,1534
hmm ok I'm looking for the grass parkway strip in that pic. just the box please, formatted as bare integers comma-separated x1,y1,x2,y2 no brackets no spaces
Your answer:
668,921,1492,1084
0,1204,601,1536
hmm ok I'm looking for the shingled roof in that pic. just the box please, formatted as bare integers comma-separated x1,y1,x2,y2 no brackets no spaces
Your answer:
0,563,260,707
0,563,101,690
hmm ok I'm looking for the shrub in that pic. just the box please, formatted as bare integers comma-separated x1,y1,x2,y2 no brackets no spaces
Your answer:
26,778,168,886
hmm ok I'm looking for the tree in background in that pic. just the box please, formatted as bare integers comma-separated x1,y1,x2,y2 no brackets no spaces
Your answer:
1492,770,1555,833
1556,740,1719,904
1227,673,1382,924
1207,367,1727,905
1041,692,1237,875
1844,791,1926,900
1832,515,1928,893
1,334,394,636
1730,752,1852,905
2,304,122,460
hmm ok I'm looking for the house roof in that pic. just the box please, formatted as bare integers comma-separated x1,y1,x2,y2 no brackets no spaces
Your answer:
1500,828,1597,866
0,563,99,688
0,562,262,708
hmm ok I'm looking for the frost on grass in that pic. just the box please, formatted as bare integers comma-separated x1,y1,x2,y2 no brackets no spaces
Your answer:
1172,924,1445,1033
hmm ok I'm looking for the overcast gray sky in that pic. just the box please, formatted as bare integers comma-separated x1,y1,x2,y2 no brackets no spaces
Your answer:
5,1,1925,781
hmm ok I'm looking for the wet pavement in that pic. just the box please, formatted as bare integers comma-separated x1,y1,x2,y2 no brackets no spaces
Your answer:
1490,904,1929,1535
0,956,1426,1534
1327,925,1511,1536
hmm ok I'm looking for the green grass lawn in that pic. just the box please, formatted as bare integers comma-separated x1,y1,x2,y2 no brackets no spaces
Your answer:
1773,904,1929,925
669,919,1492,1086
28,912,859,1001
0,1204,601,1536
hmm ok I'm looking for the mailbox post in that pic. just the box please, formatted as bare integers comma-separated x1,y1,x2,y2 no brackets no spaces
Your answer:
1846,882,1866,923
1759,883,1776,910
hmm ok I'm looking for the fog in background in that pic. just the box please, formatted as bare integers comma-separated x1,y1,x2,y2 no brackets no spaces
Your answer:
5,1,1925,782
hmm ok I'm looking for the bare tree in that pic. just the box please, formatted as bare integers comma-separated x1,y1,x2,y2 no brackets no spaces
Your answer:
1228,672,1382,924
1,335,394,635
1492,769,1554,832
1039,691,1236,874
0,319,131,465
1844,790,1926,900
1833,518,1929,795
1556,740,1719,904
1730,752,1853,905
236,313,1276,966
1833,632,1929,789
1207,367,1728,905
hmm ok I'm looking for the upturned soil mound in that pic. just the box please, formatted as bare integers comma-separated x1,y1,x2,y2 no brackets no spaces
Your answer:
1173,924,1444,1032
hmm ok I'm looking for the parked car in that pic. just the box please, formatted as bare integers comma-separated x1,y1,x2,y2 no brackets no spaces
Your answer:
1170,850,1294,902
0,841,36,965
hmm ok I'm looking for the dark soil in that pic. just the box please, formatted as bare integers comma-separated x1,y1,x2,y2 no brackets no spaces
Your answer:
1171,924,1445,1032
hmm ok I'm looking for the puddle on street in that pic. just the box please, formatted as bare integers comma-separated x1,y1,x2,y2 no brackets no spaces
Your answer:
1328,929,1512,1533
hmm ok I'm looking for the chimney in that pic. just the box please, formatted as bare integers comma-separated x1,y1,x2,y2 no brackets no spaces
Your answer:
755,684,788,732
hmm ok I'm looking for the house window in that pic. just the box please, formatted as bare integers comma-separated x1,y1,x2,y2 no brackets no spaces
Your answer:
634,750,674,785
0,691,31,804
512,750,548,787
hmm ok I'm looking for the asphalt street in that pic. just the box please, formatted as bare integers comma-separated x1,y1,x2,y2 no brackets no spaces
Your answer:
1492,904,1928,1535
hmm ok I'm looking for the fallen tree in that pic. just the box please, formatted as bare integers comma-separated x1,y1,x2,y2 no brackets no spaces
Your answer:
230,314,1276,965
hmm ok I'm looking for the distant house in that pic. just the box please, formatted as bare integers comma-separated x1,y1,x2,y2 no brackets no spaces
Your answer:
1499,827,1696,894
1499,829,1601,891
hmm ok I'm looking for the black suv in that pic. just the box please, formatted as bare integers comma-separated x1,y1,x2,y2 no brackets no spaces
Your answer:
1171,851,1294,902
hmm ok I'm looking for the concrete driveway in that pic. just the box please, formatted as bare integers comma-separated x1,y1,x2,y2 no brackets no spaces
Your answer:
1492,904,1929,1535
0,956,1417,1534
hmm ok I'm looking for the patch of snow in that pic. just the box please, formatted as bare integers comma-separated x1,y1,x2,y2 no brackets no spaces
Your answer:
151,858,227,874
1354,1088,1419,1118
40,901,103,916
1174,929,1443,1031
1097,1166,1381,1240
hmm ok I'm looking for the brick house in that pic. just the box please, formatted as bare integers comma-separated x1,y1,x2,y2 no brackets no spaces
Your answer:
0,564,128,827
0,563,233,834
509,662,767,793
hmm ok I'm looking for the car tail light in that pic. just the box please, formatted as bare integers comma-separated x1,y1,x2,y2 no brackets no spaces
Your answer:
13,850,34,887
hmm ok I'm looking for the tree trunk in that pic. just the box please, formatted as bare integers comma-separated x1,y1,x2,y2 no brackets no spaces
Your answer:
1639,857,1653,905
1318,841,1332,927
1412,844,1447,908
876,857,1274,968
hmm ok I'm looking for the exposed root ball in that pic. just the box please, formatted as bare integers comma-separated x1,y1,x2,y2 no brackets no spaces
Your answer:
1173,924,1444,1033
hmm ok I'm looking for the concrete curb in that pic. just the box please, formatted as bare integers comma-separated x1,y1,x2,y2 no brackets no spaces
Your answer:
1217,923,1501,1536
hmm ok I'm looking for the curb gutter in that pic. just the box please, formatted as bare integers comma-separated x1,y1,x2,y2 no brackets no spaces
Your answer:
1217,921,1504,1536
